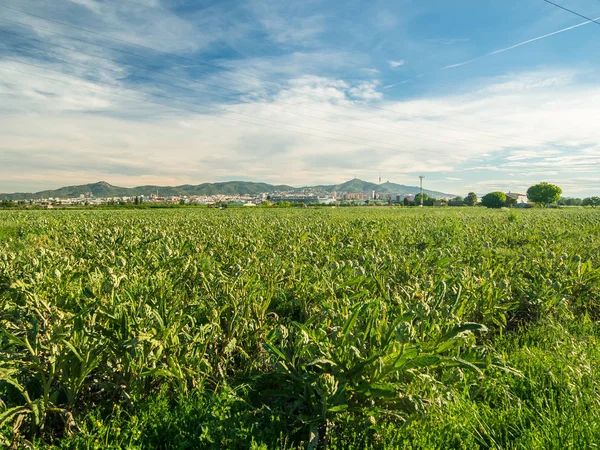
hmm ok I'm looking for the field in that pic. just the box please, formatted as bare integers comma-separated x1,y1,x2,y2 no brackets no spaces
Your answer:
1,207,600,449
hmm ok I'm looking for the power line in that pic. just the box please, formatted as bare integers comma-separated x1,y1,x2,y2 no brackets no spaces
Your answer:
0,56,470,161
0,3,574,149
541,0,600,26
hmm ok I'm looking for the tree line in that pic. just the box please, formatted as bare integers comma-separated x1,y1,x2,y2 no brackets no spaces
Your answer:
479,183,599,208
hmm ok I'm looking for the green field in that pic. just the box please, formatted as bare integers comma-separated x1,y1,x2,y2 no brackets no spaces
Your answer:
1,208,600,449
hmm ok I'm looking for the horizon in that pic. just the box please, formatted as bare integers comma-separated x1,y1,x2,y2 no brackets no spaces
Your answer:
1,0,600,197
0,177,458,196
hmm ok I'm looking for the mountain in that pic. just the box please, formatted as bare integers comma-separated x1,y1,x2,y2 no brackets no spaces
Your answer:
295,179,452,198
0,181,295,200
0,179,455,200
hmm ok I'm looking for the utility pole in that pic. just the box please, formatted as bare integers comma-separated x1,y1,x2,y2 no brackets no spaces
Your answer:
419,175,425,207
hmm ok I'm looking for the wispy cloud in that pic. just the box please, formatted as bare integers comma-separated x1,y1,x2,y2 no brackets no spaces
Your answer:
443,16,600,70
389,60,405,68
361,68,380,75
348,81,382,100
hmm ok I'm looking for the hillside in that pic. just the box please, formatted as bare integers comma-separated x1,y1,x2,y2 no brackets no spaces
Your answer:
299,179,453,198
0,181,296,200
0,179,454,200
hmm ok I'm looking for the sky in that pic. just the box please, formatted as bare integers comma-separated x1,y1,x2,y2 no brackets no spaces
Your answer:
0,0,600,196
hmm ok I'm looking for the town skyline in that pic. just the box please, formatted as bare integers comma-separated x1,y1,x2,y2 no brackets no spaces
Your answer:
0,177,456,200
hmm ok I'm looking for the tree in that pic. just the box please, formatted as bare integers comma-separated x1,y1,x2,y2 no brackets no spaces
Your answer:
414,193,429,206
464,192,478,207
448,196,464,207
527,183,562,207
558,197,582,206
134,196,139,205
403,197,411,206
482,192,506,208
505,196,517,208
583,196,600,207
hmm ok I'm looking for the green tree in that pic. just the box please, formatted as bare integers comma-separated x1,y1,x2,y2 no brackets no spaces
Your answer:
482,192,506,208
505,196,517,208
414,193,429,206
527,183,562,207
559,197,582,206
582,196,600,207
448,196,464,206
134,196,139,205
464,192,478,207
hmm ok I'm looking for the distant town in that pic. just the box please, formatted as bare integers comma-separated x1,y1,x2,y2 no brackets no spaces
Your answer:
0,179,455,207
1,179,597,208
2,189,439,208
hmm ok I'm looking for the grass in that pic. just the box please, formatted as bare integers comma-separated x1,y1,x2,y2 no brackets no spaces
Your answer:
0,207,599,449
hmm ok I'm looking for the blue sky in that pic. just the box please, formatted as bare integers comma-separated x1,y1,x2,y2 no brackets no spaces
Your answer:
1,0,599,196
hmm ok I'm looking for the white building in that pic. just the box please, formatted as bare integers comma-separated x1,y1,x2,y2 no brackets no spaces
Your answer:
506,192,528,206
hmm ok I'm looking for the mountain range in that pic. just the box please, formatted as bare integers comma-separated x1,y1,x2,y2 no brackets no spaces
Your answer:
0,179,454,200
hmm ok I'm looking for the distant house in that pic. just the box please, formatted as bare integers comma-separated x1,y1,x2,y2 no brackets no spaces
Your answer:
506,192,528,206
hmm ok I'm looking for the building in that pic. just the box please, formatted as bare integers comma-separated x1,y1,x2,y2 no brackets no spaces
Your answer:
343,193,365,200
506,192,528,206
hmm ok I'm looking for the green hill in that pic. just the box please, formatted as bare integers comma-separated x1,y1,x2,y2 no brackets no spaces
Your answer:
297,179,452,198
0,179,454,200
0,181,295,200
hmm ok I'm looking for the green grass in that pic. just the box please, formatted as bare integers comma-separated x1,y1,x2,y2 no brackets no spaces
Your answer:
0,208,599,449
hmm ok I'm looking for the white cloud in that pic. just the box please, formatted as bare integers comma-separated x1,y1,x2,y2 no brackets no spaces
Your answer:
361,68,380,75
480,71,575,94
348,82,382,101
248,0,324,46
2,0,250,55
389,60,405,68
2,64,600,196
